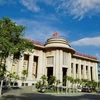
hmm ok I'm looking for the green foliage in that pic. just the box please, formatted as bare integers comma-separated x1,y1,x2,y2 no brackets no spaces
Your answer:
36,81,42,89
7,72,19,82
21,70,28,81
48,75,56,85
55,79,60,86
22,70,28,77
40,75,47,87
0,17,34,79
0,64,8,80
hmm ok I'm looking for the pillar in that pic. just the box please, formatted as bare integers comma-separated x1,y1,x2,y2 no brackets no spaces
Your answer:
78,60,81,79
67,53,71,87
59,50,63,84
37,50,43,80
92,63,96,81
18,54,24,78
83,61,86,79
95,63,98,82
43,52,46,75
73,59,76,79
88,64,91,80
67,53,71,76
27,54,34,80
55,50,60,80
6,55,13,73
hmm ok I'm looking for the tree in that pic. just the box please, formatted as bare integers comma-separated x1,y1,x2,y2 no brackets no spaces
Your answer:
0,17,34,78
22,70,28,81
36,80,42,89
48,75,56,86
40,75,47,87
55,79,60,93
63,76,67,86
0,17,34,92
7,72,19,86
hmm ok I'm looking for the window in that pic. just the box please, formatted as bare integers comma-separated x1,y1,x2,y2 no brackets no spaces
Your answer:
47,56,54,65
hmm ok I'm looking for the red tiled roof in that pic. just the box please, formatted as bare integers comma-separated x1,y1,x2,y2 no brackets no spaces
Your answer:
75,52,97,60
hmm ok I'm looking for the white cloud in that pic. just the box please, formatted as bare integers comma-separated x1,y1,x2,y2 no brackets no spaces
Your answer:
0,0,16,5
54,0,100,20
71,37,100,47
12,18,68,43
95,53,100,59
20,0,40,12
1,0,100,19
19,0,100,19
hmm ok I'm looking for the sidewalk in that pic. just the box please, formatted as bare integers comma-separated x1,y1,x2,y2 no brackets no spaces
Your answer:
44,92,99,96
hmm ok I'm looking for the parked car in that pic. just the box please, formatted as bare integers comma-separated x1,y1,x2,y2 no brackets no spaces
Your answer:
77,88,82,92
96,89,100,93
38,87,46,93
82,87,92,93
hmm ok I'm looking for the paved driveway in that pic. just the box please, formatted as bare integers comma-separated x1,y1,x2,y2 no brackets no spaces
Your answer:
0,88,100,100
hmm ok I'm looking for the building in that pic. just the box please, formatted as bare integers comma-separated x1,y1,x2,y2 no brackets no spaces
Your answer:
6,37,99,86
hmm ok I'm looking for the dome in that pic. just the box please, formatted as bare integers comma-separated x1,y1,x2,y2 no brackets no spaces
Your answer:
45,37,75,53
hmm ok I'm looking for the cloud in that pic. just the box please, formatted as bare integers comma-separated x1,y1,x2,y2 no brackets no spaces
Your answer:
12,18,68,43
95,53,100,59
19,0,100,20
19,0,40,12
54,0,100,20
1,0,100,19
0,0,16,5
71,37,100,47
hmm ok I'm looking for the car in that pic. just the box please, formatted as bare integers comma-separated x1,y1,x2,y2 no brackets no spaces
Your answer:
77,88,82,92
82,87,92,93
38,87,46,93
96,89,100,93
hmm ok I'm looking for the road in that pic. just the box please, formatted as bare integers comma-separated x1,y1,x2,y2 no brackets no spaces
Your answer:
0,87,100,100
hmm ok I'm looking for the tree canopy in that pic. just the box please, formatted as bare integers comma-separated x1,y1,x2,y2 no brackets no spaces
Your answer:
0,17,34,79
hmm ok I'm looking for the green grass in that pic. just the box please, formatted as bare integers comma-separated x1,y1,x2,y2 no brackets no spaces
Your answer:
45,90,56,93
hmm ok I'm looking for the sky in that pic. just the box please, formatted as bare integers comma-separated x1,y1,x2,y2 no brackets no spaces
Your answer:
0,0,100,60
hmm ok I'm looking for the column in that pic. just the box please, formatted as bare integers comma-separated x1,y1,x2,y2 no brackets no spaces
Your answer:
18,54,24,78
55,50,60,80
88,65,91,80
59,50,63,84
37,50,43,80
27,54,34,80
6,55,13,72
68,53,71,76
43,52,46,75
53,51,56,76
78,60,81,79
95,63,98,82
83,61,86,79
67,53,71,87
92,63,96,81
73,59,76,79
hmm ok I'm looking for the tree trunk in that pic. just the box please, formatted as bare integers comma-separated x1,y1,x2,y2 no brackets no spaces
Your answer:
0,80,3,95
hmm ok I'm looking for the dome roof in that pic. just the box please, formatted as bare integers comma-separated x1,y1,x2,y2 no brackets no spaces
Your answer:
45,37,75,53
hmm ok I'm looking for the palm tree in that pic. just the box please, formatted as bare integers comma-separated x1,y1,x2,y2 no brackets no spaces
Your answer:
9,72,19,86
36,80,42,89
55,79,60,87
63,76,67,86
48,75,56,86
40,75,47,87
21,70,28,85
98,81,100,89
75,78,81,87
82,79,89,86
55,79,60,93
67,76,74,93
63,76,68,93
67,76,73,87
